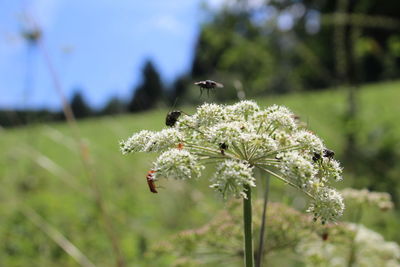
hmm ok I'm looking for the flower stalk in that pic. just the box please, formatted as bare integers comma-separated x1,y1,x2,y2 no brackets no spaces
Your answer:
256,174,270,267
243,185,254,267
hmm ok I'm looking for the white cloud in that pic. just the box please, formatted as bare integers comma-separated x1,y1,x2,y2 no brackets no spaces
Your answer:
204,0,226,10
149,15,185,35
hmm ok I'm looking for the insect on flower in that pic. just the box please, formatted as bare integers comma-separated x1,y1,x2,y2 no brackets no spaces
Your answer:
177,143,184,150
312,152,321,162
219,142,228,155
146,170,158,193
165,110,182,127
321,231,329,241
323,149,335,159
194,80,224,97
121,100,345,223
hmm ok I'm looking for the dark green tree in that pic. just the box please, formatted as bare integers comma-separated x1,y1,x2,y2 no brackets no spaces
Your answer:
191,0,400,96
70,91,92,119
128,60,164,112
101,97,126,115
191,8,276,97
168,75,190,105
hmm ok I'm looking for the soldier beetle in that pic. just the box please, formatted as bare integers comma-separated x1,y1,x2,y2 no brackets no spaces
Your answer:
146,170,157,193
177,143,184,150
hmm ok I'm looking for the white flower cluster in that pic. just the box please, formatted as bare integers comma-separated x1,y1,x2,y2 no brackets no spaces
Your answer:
121,100,345,223
154,149,204,180
120,128,182,154
307,187,345,224
263,104,297,129
294,130,325,154
299,223,400,267
350,224,400,266
195,103,226,126
341,188,394,211
279,151,318,190
120,130,153,154
210,160,255,199
206,121,246,146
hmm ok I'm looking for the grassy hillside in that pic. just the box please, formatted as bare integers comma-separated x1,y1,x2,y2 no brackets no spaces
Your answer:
0,81,399,266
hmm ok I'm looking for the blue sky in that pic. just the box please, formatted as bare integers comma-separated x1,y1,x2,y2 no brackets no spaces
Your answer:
0,0,224,110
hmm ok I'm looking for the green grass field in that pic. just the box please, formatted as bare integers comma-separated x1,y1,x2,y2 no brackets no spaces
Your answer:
1,81,399,266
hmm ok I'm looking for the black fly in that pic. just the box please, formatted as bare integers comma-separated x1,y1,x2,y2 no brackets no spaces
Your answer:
165,111,182,127
312,153,321,162
219,142,228,155
194,80,224,97
313,149,334,162
165,98,182,127
323,149,335,159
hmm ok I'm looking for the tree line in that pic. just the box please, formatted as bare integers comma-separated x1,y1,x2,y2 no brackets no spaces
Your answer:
2,0,400,127
0,60,173,127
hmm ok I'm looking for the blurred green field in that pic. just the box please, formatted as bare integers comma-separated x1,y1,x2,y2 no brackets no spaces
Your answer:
1,81,399,266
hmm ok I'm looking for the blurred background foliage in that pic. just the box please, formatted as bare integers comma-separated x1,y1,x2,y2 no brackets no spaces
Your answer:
1,0,400,266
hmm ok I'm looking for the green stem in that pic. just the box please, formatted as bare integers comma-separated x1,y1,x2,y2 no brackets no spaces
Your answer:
251,145,303,162
242,142,249,159
232,142,246,159
347,206,363,267
186,144,221,155
256,175,270,267
243,185,254,267
256,166,315,199
186,143,240,159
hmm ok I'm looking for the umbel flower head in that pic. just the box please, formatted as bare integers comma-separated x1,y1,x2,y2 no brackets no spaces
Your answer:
120,100,344,223
341,188,394,211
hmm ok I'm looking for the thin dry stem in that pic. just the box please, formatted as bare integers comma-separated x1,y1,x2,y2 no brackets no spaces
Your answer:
21,205,97,267
36,28,126,267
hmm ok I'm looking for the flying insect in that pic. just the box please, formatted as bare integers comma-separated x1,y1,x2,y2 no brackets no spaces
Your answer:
194,80,224,97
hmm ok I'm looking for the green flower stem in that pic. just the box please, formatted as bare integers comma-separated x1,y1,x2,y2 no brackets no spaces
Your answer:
256,166,315,200
247,146,259,161
253,159,280,165
256,174,270,267
251,145,302,162
267,126,278,137
186,144,221,155
242,143,249,159
347,205,364,267
232,142,246,159
243,185,254,267
186,143,240,159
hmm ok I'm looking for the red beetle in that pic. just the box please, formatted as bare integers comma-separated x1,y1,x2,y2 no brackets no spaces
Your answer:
177,143,184,150
321,231,329,241
146,170,157,193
